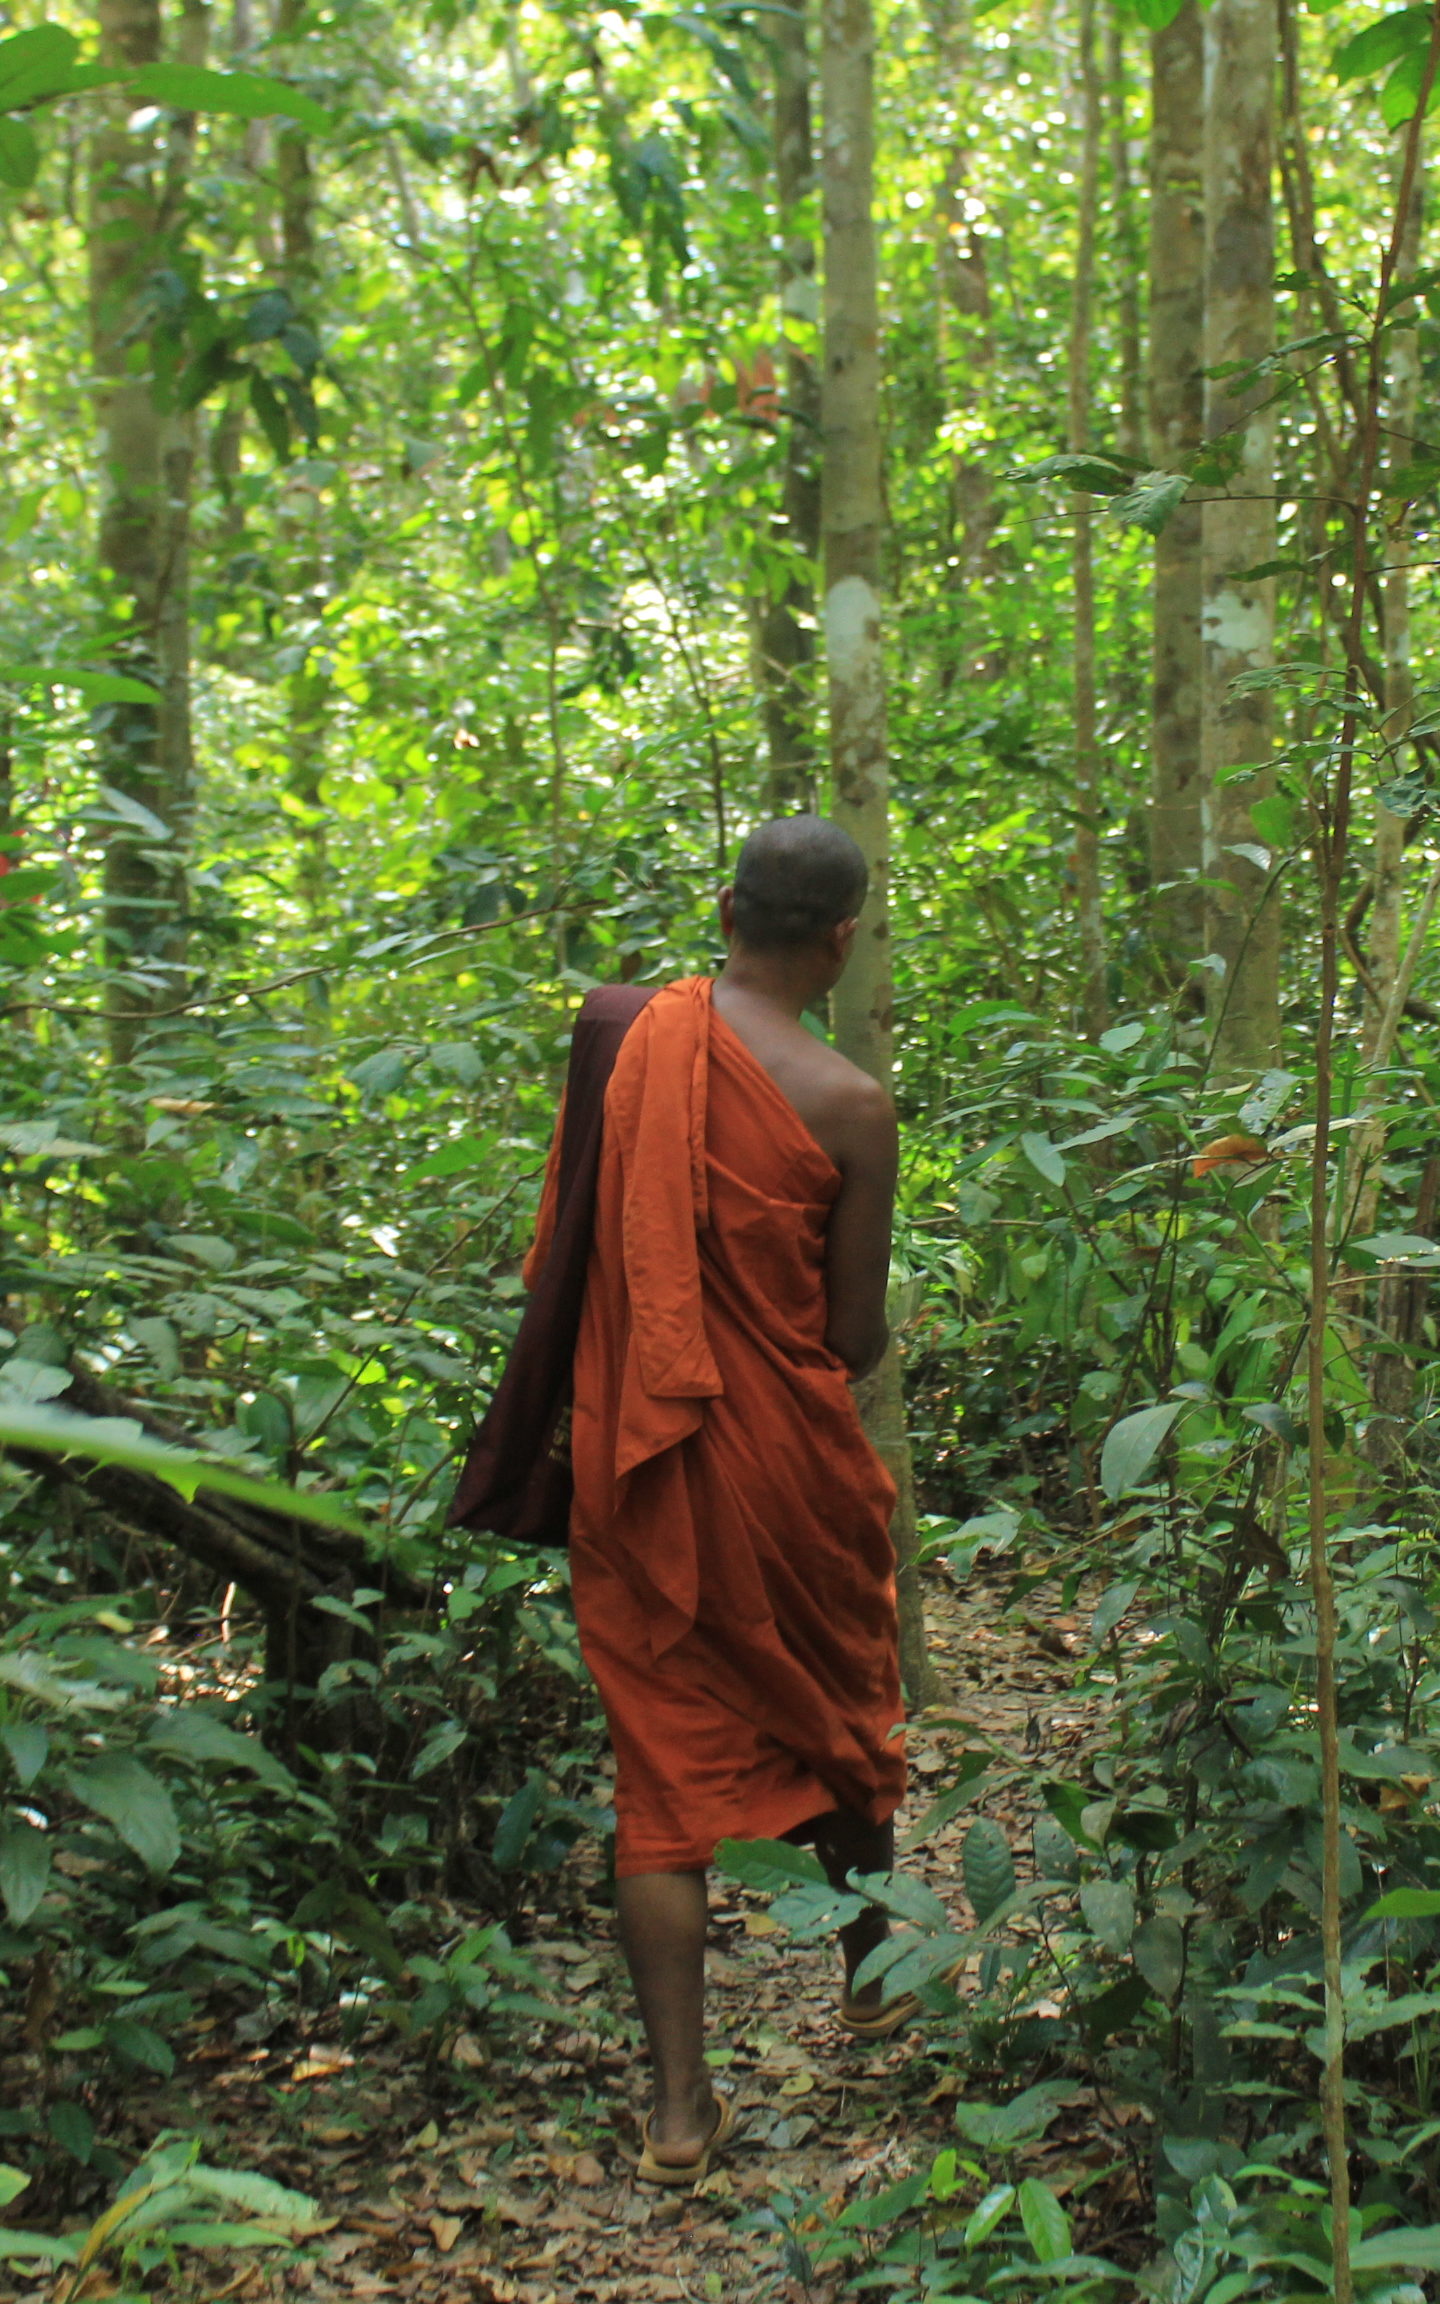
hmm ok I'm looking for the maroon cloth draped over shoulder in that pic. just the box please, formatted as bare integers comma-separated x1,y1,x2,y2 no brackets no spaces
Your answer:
448,984,657,1545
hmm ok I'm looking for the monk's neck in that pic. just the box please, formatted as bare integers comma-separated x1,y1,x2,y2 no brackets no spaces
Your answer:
715,952,830,1023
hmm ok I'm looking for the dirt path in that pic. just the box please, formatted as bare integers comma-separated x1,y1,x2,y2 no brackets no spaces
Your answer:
4,1567,1134,2304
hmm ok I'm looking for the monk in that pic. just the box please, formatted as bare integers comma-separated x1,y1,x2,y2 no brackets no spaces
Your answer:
527,817,908,2184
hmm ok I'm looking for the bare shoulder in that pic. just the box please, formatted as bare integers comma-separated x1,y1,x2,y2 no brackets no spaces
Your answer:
805,1046,896,1168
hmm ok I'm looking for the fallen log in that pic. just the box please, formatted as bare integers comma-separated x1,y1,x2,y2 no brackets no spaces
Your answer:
7,1365,434,1757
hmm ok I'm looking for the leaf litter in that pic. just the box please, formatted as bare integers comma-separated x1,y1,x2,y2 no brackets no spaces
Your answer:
0,1565,1146,2304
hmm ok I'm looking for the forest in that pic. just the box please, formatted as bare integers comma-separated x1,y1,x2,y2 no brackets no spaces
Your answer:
4,0,1440,2291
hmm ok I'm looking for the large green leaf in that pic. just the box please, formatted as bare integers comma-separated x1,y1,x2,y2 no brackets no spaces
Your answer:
1018,2177,1071,2265
0,1403,366,1536
714,1836,828,1892
66,1752,181,1874
1333,5,1429,83
962,1817,1016,1923
0,1819,52,1924
128,63,333,133
1099,1401,1183,1501
1079,1878,1135,1954
0,117,38,189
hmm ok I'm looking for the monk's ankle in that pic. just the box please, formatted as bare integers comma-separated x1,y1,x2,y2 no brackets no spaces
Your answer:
649,2074,716,2150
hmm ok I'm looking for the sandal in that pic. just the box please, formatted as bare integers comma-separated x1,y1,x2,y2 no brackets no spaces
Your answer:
635,2090,739,2187
838,1954,966,2039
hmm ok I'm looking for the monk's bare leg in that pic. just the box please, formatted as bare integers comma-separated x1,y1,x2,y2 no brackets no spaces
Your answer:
811,1812,894,2009
616,1871,719,2158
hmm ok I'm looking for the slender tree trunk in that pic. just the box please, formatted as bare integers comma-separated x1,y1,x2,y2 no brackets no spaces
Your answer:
1105,5,1143,463
821,0,937,1707
1201,0,1282,1080
935,0,995,681
273,0,329,923
90,0,202,1068
758,0,821,813
1070,0,1107,1039
1147,0,1205,970
1366,140,1424,1072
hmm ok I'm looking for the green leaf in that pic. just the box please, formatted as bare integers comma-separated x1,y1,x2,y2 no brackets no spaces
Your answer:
963,2183,1016,2245
248,369,291,462
1109,469,1190,535
0,663,160,705
105,2015,176,2076
1019,1132,1066,1188
954,2081,1070,2151
185,2165,323,2229
0,2166,30,2207
350,1047,409,1098
48,2101,94,2165
1,1722,48,1787
1132,1915,1185,1999
1100,1401,1183,1500
0,1403,367,1537
492,1773,543,1871
0,23,79,105
1350,2226,1440,2272
1017,2177,1071,2265
1011,451,1134,495
1079,1878,1135,1954
145,1710,294,1790
0,118,39,190
962,1816,1016,1923
411,1135,489,1180
1365,1887,1440,1920
0,1819,51,1924
714,1836,828,1891
1033,1813,1080,1884
65,1752,181,1874
1090,1578,1138,1645
128,63,333,133
1354,1233,1440,1261
0,2232,81,2263
1333,6,1430,83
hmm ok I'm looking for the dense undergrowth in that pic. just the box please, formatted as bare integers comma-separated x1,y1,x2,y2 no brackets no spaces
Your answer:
5,852,1440,2299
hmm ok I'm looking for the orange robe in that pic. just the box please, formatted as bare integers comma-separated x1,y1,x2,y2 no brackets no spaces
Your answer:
530,974,905,1877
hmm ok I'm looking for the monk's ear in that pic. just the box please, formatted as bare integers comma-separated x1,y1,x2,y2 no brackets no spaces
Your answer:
718,885,737,939
833,917,859,966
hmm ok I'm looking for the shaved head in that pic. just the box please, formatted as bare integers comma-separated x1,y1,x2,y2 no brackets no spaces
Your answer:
729,816,868,952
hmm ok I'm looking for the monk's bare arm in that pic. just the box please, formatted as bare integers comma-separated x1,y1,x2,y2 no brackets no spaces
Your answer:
823,1081,898,1379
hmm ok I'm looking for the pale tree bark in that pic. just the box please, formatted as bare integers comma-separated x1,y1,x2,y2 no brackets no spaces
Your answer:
1362,141,1426,1471
1147,0,1205,969
821,0,937,1707
273,0,329,924
1201,0,1281,1079
90,0,206,1068
758,0,821,813
1365,141,1424,1072
934,0,995,677
1104,5,1143,463
1070,0,1107,1040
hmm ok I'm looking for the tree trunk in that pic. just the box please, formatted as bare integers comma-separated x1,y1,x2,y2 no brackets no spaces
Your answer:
274,0,330,922
935,0,995,680
1147,0,1205,970
1105,5,1143,463
1365,139,1423,1073
820,0,937,1707
758,0,821,814
90,0,202,1068
1201,0,1282,1080
1070,0,1107,1040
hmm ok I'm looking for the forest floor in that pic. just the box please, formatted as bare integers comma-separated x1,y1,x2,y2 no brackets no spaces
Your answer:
5,1565,1150,2304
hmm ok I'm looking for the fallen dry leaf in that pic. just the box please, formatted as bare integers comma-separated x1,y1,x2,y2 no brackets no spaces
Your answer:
428,2213,464,2253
